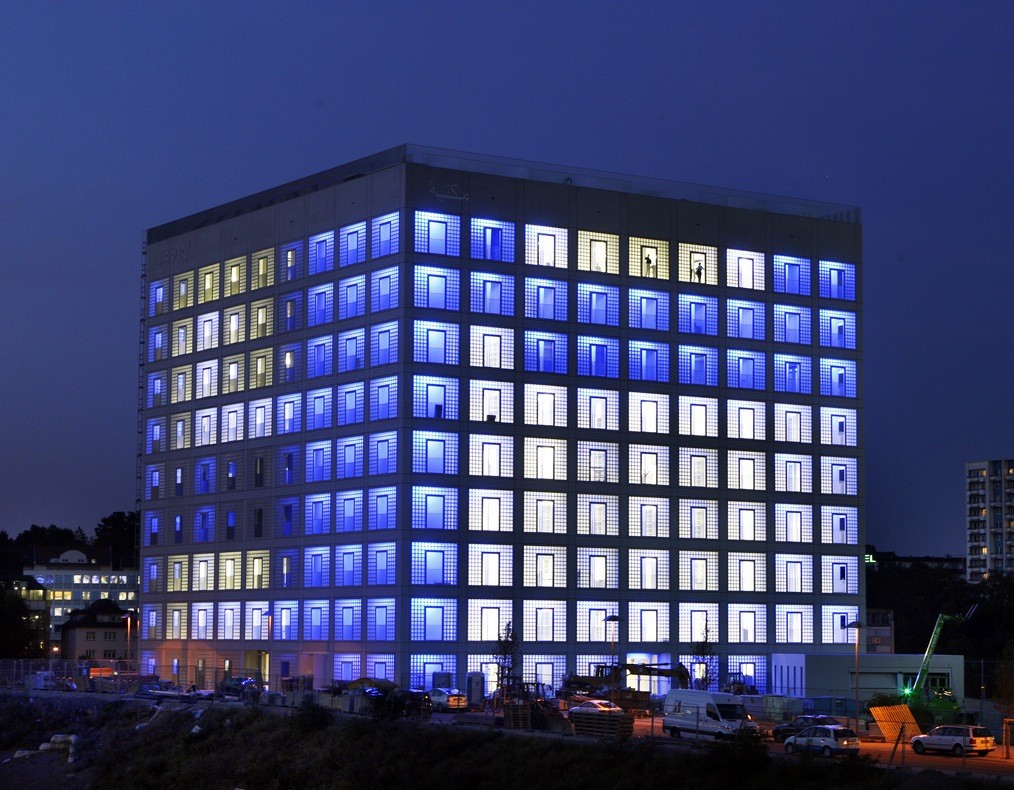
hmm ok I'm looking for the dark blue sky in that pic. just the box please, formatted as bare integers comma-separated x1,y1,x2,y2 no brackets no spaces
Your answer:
1,2,1011,555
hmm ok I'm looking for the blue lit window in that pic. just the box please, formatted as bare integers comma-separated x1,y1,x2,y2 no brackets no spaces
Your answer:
337,438,363,479
370,266,398,313
577,336,619,378
278,499,295,535
774,354,812,394
819,260,856,301
819,310,856,349
629,342,669,382
279,241,303,282
773,305,812,344
412,543,458,585
370,376,398,420
414,266,460,311
307,337,332,378
413,432,457,475
413,321,459,365
415,211,461,256
333,383,360,426
338,329,365,372
525,278,567,321
339,493,363,532
820,359,856,398
281,293,302,333
307,284,333,327
411,598,456,641
426,440,444,473
471,218,515,261
629,289,669,331
412,486,457,530
371,322,399,366
370,432,397,475
277,395,301,434
678,295,718,335
679,346,718,387
470,272,514,316
727,300,765,340
577,284,619,326
727,351,766,390
194,508,214,542
148,326,166,362
369,487,396,530
337,275,365,319
305,496,329,535
309,231,334,275
340,221,367,267
524,331,567,374
306,441,332,482
150,280,167,317
372,212,400,258
306,388,331,430
774,255,811,296
413,376,458,419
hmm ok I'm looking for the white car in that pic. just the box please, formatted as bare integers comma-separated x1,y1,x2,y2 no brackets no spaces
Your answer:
428,688,467,712
910,725,995,757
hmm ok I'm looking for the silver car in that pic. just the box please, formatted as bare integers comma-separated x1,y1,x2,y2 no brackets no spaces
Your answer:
784,724,860,757
910,725,995,757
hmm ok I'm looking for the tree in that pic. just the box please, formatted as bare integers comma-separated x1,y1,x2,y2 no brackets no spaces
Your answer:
494,621,520,705
13,524,84,555
93,511,140,570
0,590,36,659
690,624,716,691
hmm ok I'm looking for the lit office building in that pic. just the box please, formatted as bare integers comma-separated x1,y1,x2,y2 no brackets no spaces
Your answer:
139,145,863,693
965,459,1014,582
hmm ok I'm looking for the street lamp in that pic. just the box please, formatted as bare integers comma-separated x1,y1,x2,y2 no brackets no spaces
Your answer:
846,620,863,733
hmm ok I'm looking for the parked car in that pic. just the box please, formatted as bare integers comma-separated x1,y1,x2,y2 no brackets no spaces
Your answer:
910,725,995,757
429,688,467,712
784,725,860,757
569,699,625,713
662,689,761,742
392,689,433,720
772,715,842,743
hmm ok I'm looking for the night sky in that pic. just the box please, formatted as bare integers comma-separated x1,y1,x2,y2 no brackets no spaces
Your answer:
2,2,1011,556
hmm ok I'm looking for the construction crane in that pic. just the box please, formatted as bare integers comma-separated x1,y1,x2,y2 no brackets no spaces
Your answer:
901,605,976,724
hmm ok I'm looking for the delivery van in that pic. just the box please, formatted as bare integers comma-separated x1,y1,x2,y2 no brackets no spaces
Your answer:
662,689,760,741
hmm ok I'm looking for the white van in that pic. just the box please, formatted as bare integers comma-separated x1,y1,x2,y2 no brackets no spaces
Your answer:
662,689,760,741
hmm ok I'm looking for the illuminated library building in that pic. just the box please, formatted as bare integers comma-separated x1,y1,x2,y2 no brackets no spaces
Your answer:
139,145,863,694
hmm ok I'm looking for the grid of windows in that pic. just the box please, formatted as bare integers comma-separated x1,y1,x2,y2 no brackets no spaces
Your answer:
142,160,861,695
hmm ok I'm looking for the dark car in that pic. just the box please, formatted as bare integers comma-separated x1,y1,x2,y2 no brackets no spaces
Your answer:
772,715,842,743
392,688,433,720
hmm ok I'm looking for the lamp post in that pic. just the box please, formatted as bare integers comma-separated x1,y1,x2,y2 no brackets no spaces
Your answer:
846,620,863,732
605,615,620,700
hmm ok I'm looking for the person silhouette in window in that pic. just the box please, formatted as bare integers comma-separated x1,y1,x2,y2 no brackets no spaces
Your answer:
694,261,704,282
644,255,655,277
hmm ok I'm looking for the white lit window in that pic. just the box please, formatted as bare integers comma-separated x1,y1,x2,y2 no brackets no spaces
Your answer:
536,445,554,479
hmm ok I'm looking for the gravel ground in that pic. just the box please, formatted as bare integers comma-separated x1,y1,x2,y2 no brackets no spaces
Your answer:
0,749,95,790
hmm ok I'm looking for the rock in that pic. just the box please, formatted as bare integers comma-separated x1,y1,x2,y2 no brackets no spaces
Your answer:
39,743,52,752
13,750,36,759
51,734,72,744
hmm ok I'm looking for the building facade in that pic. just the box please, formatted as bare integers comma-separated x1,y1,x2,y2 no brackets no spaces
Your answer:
59,598,132,662
965,460,1014,582
138,145,863,693
26,548,138,649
